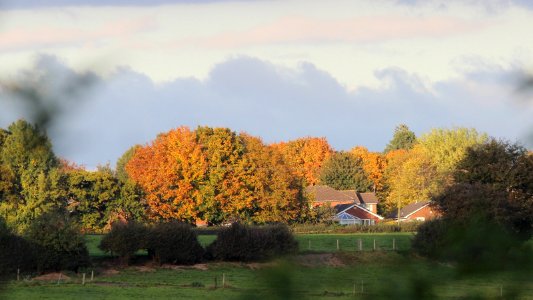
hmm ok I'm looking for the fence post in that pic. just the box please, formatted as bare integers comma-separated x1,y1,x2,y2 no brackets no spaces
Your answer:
373,239,376,251
91,270,94,281
359,238,362,251
57,273,62,285
337,239,339,251
222,273,225,288
392,238,396,251
82,273,86,285
17,268,20,281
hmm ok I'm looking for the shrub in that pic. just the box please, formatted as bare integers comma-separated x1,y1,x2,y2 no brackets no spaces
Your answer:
99,221,147,265
411,219,447,259
146,222,204,265
0,219,36,276
206,223,298,262
24,211,90,272
413,217,532,273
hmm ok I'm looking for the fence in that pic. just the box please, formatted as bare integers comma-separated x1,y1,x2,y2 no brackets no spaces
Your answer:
296,235,412,252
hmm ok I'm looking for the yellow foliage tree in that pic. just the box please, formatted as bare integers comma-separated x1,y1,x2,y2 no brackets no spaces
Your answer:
274,137,333,186
381,145,443,213
351,146,387,192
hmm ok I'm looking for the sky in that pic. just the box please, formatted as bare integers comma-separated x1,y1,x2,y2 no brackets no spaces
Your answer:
0,0,532,168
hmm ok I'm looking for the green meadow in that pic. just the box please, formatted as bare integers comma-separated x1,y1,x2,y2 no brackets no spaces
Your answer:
2,233,532,299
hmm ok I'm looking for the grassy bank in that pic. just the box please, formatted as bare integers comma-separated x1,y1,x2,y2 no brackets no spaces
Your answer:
3,233,532,299
3,251,532,299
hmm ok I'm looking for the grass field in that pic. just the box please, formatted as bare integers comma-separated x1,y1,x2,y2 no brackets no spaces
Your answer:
85,233,413,258
2,233,532,299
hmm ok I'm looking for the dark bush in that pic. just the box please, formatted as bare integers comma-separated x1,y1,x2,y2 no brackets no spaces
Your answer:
206,223,298,262
0,220,36,276
99,221,147,265
411,219,448,259
413,216,532,274
24,211,90,272
146,222,204,265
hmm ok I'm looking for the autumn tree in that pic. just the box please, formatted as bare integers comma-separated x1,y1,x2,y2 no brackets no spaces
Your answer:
351,146,386,192
384,124,417,153
418,127,488,173
195,127,247,224
240,134,303,223
126,127,207,222
274,137,332,186
319,151,372,191
381,146,442,214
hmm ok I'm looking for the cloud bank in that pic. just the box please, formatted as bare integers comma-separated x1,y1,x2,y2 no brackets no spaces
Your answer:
1,55,531,168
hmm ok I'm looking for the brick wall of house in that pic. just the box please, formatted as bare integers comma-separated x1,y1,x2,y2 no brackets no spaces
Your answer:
345,206,382,222
366,203,377,214
406,205,440,221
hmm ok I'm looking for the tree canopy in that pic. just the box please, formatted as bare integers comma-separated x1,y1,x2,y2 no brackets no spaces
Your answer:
384,124,417,153
319,152,372,191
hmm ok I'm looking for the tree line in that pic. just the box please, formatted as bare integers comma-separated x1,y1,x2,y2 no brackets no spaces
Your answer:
1,119,529,232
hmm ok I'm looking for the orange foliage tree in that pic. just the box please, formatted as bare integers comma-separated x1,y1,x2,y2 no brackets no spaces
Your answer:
240,134,303,223
350,146,387,192
126,126,307,224
126,127,207,222
274,137,333,186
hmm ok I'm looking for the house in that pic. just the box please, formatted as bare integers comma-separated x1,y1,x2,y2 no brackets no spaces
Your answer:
334,203,384,225
306,185,383,225
389,201,440,222
339,190,379,214
306,185,356,207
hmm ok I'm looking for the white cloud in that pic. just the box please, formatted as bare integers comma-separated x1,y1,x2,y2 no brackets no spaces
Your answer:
1,55,531,168
0,0,532,90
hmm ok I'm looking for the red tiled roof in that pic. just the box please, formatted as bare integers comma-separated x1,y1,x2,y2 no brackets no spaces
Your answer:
356,192,379,204
389,201,430,219
305,185,355,203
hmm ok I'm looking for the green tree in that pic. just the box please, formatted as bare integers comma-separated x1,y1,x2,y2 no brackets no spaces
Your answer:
24,210,89,272
67,168,121,231
418,127,488,173
110,179,146,225
195,126,246,225
113,145,146,225
437,139,533,238
319,152,372,191
116,145,140,182
384,124,417,153
0,120,64,231
414,139,533,270
0,120,58,176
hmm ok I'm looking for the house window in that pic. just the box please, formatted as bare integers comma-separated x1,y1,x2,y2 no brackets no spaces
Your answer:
337,212,362,225
416,217,425,221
